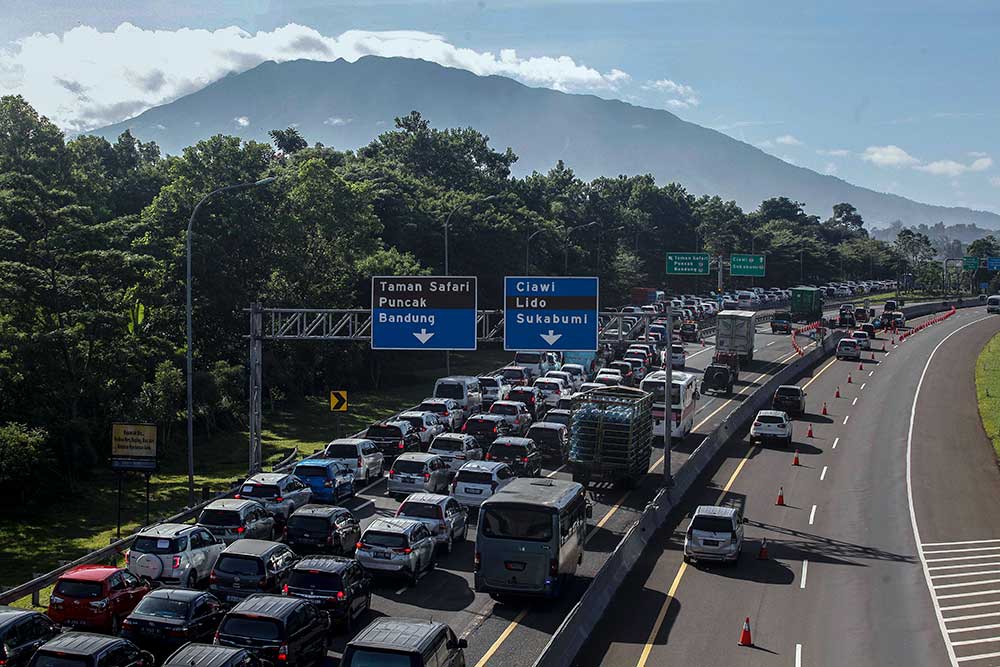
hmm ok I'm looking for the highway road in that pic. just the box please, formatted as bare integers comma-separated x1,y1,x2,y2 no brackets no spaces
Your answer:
577,305,1000,666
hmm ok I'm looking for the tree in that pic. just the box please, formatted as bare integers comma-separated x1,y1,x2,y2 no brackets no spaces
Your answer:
269,127,308,154
968,235,1000,258
895,229,935,267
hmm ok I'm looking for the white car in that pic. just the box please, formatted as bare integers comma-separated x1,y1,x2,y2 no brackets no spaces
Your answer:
532,376,568,408
428,433,483,471
560,363,588,387
128,523,224,588
235,472,312,521
450,460,516,508
850,330,872,350
398,411,447,447
749,410,793,446
323,438,385,485
416,398,465,431
546,369,580,392
670,344,686,369
579,382,604,393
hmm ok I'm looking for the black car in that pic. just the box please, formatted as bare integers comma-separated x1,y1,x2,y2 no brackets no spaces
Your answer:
342,618,466,667
505,387,542,420
284,505,360,555
163,643,269,667
283,556,372,631
606,361,635,386
28,633,154,667
216,595,329,667
462,414,511,448
0,606,60,667
485,437,543,477
365,421,421,459
772,385,807,415
209,540,298,606
120,589,225,656
525,422,569,462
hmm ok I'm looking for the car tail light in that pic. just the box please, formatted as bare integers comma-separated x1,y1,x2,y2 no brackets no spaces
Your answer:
89,599,109,609
485,453,491,461
209,571,217,582
753,422,762,428
438,522,448,534
324,479,334,487
455,453,466,460
122,618,136,627
398,440,405,450
451,480,458,492
356,541,364,550
420,426,427,432
492,426,497,433
490,481,498,491
513,418,520,425
474,552,481,571
282,584,289,594
461,423,467,432
521,457,529,463
423,473,430,481
336,590,345,600
236,526,245,534
394,547,413,555
172,555,181,569
233,494,241,499
357,456,364,469
277,644,288,662
549,559,558,576
389,469,396,477
275,496,284,502
327,534,335,545
283,526,289,537
167,626,188,638
442,410,449,416
213,630,220,643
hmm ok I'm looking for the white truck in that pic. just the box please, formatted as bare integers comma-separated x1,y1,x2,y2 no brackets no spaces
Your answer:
715,310,756,363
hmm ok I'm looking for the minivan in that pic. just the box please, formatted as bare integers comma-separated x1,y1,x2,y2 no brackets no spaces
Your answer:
283,505,360,555
283,556,371,631
355,518,436,584
341,618,467,667
197,499,276,544
215,595,328,666
0,607,59,667
322,438,384,486
387,453,451,497
209,541,298,605
291,459,355,504
432,376,483,416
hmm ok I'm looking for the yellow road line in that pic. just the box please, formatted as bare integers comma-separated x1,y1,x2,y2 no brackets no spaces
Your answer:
474,609,528,667
636,562,688,667
802,356,838,390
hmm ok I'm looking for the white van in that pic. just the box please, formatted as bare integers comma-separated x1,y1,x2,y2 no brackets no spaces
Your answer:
433,376,483,416
988,295,1000,314
512,351,560,380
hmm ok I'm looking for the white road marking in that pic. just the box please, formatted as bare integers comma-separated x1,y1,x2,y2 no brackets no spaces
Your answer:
843,415,850,425
395,586,409,595
942,601,1000,612
796,643,802,667
951,637,1000,647
938,589,1000,600
833,437,840,450
950,623,1000,634
868,370,874,377
352,499,374,512
926,546,1000,555
907,315,997,667
820,466,828,481
931,562,1000,572
935,579,1000,590
886,351,891,356
767,341,775,346
957,651,1000,662
860,383,866,390
800,560,809,589
934,570,1000,580
809,505,817,525
945,611,1000,623
927,555,1000,563
926,539,1000,548
852,397,858,406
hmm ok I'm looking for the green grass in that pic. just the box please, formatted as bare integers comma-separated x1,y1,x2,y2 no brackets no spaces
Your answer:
976,333,1000,458
0,347,510,606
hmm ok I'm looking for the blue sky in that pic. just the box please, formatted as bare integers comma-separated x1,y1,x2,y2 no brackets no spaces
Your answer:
1,0,997,214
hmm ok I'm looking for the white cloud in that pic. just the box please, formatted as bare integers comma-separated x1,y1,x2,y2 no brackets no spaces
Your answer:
234,116,250,127
969,151,989,158
915,156,992,177
775,134,803,146
0,23,640,130
991,176,1000,187
642,78,700,109
823,162,838,175
861,145,920,168
817,148,850,157
323,117,352,126
631,123,646,130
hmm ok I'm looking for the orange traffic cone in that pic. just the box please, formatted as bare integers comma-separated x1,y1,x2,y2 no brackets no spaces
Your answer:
859,362,864,371
701,338,706,348
822,402,828,415
793,450,801,465
775,486,785,506
847,373,853,384
871,352,876,360
835,386,841,398
891,336,896,345
739,617,753,647
881,342,886,352
807,424,814,438
757,538,769,560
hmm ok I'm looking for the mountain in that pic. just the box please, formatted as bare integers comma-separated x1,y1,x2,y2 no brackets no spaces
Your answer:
94,56,1000,229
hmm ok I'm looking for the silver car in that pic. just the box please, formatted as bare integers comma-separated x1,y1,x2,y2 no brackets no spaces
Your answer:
428,433,483,471
127,523,224,588
323,438,384,486
387,453,450,497
416,398,465,431
235,472,312,522
488,400,533,435
450,461,515,509
395,493,469,553
356,517,436,583
398,411,447,448
196,498,276,544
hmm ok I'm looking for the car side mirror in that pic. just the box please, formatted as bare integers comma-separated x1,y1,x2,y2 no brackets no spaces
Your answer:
449,638,469,650
586,503,594,519
741,517,748,524
140,650,156,665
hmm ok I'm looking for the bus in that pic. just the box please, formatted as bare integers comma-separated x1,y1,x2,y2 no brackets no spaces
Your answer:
475,478,589,599
641,370,699,442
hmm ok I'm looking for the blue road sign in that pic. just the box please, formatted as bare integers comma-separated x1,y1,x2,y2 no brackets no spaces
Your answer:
981,282,990,290
504,276,599,351
989,257,1000,271
371,276,477,350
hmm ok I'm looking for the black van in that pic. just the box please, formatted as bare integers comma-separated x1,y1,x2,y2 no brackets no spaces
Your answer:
283,556,372,630
216,596,329,667
0,607,60,667
342,617,466,667
209,540,298,605
162,643,269,667
284,505,360,555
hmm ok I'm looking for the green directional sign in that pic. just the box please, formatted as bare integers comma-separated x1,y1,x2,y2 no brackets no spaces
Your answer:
730,253,766,277
666,252,711,275
963,256,981,271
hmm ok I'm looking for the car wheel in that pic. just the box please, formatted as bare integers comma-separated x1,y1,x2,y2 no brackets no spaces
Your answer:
458,521,468,542
110,614,122,635
186,571,197,589
445,534,454,555
363,467,371,486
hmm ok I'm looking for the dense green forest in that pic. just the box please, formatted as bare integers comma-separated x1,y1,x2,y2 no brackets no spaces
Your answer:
0,95,992,497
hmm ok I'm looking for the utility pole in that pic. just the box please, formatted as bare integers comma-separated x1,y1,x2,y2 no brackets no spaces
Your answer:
799,249,804,284
717,255,724,293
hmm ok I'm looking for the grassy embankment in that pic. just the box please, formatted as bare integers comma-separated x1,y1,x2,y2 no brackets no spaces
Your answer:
976,332,1000,457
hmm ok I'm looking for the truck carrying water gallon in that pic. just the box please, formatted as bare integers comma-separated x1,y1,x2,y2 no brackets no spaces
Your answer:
568,386,653,489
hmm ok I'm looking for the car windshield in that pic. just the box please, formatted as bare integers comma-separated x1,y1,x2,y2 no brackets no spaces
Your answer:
400,416,424,429
392,459,426,474
342,649,414,667
398,502,442,519
53,579,103,598
198,509,242,527
466,419,498,434
775,387,801,397
535,381,559,391
670,383,682,406
134,595,191,619
508,390,534,403
287,516,330,533
528,428,561,443
545,413,570,426
488,443,528,458
481,506,554,542
456,471,494,485
240,483,280,499
325,443,359,458
133,536,185,554
367,425,403,439
839,341,858,349
215,555,264,576
31,656,89,667
288,569,343,591
774,311,791,320
362,531,407,548
220,616,282,640
672,346,684,354
691,516,734,534
514,352,541,364
502,368,525,381
418,402,448,414
431,437,464,452
293,465,330,478
434,382,464,399
490,403,518,415
757,415,786,424
479,377,499,388
853,332,868,339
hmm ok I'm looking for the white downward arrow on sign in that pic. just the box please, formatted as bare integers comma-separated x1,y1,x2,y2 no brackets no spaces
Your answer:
540,330,562,346
413,328,435,344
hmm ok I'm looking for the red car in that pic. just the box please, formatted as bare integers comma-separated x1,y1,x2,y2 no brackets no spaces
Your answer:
47,565,150,633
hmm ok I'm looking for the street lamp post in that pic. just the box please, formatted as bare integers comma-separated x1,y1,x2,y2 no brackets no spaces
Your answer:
564,221,599,274
186,176,276,507
525,228,547,274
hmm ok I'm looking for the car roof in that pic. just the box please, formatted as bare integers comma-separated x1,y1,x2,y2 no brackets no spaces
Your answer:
327,438,369,446
296,458,339,467
484,478,584,509
756,410,787,418
365,517,424,533
221,539,285,556
62,565,119,581
246,472,287,484
400,493,450,506
136,522,195,537
491,400,523,407
396,452,437,462
469,413,506,421
291,504,348,517
490,437,532,446
528,422,566,431
230,594,304,618
0,606,38,630
459,460,506,473
374,420,408,428
38,632,124,655
349,617,446,652
145,587,205,603
164,643,248,667
431,432,471,441
546,409,571,416
204,498,260,511
293,555,354,573
398,411,432,418
776,385,803,391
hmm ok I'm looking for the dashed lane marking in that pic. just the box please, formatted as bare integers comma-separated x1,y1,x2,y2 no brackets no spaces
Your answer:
809,505,817,525
820,466,828,481
800,560,809,589
843,415,850,425
833,437,839,449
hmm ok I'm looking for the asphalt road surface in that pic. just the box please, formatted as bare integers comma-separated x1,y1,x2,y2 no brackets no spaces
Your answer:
577,305,1000,667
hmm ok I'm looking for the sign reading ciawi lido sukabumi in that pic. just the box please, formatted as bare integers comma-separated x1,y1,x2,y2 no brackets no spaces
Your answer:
111,422,157,472
371,276,477,350
504,277,599,351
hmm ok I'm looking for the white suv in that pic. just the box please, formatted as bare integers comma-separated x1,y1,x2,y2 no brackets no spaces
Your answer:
128,523,224,588
750,410,793,446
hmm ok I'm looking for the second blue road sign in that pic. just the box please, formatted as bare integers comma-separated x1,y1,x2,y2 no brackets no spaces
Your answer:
371,276,477,350
504,276,599,351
